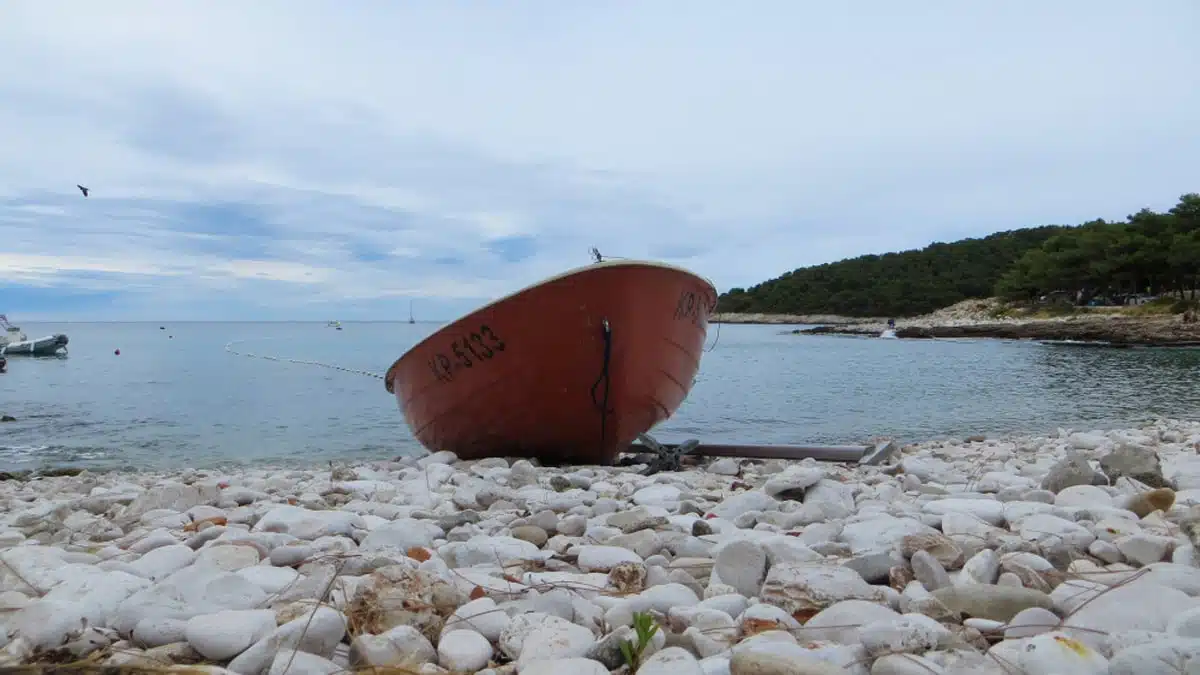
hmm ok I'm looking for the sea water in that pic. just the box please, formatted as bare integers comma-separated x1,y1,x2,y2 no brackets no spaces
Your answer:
1,321,1198,471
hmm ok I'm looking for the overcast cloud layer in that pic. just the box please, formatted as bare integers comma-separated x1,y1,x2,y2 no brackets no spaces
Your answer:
1,2,1197,320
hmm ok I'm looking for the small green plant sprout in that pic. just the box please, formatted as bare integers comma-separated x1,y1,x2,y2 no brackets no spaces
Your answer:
619,611,660,673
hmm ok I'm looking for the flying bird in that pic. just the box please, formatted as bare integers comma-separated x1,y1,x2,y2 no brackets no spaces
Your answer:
77,185,89,197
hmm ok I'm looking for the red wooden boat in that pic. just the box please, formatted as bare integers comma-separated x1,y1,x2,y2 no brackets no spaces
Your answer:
384,260,717,464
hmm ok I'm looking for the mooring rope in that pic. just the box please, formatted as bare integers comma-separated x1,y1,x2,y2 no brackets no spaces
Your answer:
223,339,385,380
704,320,721,352
589,318,615,458
592,247,722,354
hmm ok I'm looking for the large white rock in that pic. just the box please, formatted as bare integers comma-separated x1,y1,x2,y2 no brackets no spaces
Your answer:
253,505,364,540
577,545,643,572
1018,631,1108,675
759,563,888,617
185,609,277,660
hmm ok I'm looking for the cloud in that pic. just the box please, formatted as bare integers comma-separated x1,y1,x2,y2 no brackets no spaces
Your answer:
0,1,1197,319
485,235,539,264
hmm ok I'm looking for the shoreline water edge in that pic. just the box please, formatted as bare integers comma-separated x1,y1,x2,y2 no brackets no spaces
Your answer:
714,300,1200,347
1,417,1200,671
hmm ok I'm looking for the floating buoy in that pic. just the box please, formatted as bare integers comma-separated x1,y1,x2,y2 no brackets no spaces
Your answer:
114,349,120,355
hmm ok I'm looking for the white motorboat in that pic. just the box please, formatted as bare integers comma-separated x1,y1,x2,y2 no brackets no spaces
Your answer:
0,314,69,356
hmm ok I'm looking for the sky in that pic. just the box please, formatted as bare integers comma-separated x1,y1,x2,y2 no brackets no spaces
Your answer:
1,2,1197,321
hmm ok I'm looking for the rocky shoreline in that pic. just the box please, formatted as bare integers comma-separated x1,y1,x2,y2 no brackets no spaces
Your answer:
719,298,1200,346
796,315,1200,347
4,419,1200,673
712,313,875,326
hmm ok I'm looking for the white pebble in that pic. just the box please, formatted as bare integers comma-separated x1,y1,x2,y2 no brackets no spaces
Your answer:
438,629,493,671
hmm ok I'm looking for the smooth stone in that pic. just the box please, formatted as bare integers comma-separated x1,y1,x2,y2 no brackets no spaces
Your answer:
800,600,899,644
578,545,643,572
910,550,951,591
930,585,1054,622
730,645,844,675
1115,533,1173,566
869,653,947,675
517,617,597,665
639,646,705,675
1108,638,1200,674
1004,607,1061,639
714,540,768,598
510,525,550,548
633,485,682,507
608,507,669,534
921,499,1005,526
521,658,611,675
442,597,510,642
132,617,189,648
1059,580,1197,648
760,563,888,618
709,459,741,476
1017,631,1108,674
958,548,1000,585
437,629,493,672
267,649,342,675
858,616,940,656
348,625,437,668
185,609,277,661
227,606,347,673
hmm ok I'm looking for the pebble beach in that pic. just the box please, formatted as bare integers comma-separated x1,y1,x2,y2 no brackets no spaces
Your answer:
5,420,1200,674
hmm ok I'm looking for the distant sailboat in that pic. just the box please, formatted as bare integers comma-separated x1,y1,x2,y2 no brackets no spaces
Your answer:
409,300,415,324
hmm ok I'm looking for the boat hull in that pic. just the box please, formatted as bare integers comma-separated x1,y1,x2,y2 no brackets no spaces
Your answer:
385,261,716,464
0,334,68,356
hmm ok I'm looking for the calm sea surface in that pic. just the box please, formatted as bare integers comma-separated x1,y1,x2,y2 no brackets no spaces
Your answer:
2,321,1199,472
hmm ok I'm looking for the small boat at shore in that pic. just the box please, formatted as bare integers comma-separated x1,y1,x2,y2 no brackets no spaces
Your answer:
384,259,717,464
0,315,69,356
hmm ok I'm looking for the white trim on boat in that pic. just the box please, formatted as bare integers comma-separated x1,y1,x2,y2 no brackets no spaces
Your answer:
398,259,718,362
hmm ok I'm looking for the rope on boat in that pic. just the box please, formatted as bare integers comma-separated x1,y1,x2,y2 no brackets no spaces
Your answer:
590,318,615,458
223,339,385,380
591,246,722,353
704,320,721,352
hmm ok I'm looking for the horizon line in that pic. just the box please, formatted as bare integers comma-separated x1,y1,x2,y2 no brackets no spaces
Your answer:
11,319,455,324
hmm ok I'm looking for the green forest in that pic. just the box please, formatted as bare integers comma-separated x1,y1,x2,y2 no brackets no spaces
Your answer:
716,193,1200,317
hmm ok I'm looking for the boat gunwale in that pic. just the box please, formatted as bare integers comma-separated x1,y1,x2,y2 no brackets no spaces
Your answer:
386,259,717,384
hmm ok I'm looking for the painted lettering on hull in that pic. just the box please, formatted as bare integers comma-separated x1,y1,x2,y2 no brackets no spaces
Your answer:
429,325,506,384
673,289,715,325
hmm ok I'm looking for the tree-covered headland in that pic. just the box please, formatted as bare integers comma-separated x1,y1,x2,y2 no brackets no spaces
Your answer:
716,193,1200,318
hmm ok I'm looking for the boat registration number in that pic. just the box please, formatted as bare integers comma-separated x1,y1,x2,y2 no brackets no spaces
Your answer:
428,325,506,384
674,289,714,326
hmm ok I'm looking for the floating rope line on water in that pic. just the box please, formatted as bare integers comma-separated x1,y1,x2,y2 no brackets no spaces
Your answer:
223,339,385,380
